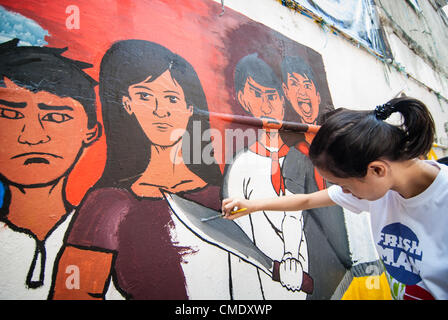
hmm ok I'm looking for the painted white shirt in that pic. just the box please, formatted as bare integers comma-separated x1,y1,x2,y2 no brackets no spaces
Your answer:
0,211,74,299
0,210,124,300
223,147,308,300
328,160,448,300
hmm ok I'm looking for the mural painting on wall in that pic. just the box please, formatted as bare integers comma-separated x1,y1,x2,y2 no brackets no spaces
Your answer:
0,0,356,299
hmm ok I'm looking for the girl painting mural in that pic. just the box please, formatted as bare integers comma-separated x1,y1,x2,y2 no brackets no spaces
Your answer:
51,40,226,299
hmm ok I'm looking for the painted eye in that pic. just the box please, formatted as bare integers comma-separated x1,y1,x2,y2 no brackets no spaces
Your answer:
137,92,151,101
0,108,24,120
167,96,179,103
41,113,73,123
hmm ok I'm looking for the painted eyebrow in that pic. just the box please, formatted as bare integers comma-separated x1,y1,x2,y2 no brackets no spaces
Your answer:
289,73,301,82
248,82,277,94
0,99,27,108
163,90,180,95
133,85,153,91
289,73,312,84
37,103,74,111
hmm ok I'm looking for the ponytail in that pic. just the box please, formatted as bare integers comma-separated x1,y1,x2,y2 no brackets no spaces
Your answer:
309,97,435,178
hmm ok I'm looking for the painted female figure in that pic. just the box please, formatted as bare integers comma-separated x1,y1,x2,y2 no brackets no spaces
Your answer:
51,40,225,299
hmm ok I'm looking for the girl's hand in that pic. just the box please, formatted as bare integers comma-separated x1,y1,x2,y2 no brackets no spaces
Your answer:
221,198,255,219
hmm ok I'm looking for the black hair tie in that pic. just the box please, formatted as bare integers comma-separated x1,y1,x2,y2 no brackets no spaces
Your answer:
374,102,396,120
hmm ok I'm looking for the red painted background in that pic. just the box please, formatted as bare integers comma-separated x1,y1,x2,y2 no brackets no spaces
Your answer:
1,0,332,206
0,0,243,205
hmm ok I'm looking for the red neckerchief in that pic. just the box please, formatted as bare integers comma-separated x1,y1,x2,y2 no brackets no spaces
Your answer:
250,142,290,196
295,141,326,191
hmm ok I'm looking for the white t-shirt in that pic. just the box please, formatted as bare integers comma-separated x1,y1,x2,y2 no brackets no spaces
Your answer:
327,160,448,300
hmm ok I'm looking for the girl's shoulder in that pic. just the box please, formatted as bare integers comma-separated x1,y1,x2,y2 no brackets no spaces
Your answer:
381,160,448,210
423,160,448,190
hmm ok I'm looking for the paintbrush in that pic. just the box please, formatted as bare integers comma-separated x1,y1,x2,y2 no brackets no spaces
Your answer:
201,208,247,222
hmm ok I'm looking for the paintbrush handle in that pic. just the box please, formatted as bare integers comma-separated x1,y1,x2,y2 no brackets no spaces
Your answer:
231,207,247,214
201,213,223,222
201,208,248,222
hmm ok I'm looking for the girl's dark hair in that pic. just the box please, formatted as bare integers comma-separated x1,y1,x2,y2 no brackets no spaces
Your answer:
309,97,435,178
95,40,222,189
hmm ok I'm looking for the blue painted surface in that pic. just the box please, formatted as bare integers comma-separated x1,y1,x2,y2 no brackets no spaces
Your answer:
0,5,49,46
0,181,4,209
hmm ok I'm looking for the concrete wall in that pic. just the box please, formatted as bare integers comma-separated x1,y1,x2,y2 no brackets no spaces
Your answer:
377,0,448,77
376,0,448,149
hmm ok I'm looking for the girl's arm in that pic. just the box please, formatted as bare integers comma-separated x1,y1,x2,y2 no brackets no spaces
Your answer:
222,189,336,219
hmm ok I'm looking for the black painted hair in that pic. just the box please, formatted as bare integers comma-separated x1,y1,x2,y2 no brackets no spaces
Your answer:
96,39,222,188
280,55,318,91
0,38,98,129
309,97,435,178
234,53,282,96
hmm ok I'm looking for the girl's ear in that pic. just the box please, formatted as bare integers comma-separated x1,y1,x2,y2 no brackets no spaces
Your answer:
368,161,388,177
122,96,133,115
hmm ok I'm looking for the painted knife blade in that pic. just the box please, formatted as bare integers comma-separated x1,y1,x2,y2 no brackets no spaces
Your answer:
162,191,313,294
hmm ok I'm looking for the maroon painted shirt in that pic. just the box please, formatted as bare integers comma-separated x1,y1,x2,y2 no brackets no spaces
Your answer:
67,185,221,299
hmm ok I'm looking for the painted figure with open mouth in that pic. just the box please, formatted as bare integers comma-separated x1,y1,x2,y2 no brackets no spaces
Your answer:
281,56,320,129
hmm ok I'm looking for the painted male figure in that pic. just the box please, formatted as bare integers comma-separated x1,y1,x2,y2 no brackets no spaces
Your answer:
281,55,321,144
0,39,108,299
223,53,309,299
281,55,355,299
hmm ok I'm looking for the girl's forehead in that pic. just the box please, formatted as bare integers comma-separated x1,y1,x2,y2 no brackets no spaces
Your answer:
315,167,336,181
316,167,361,185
